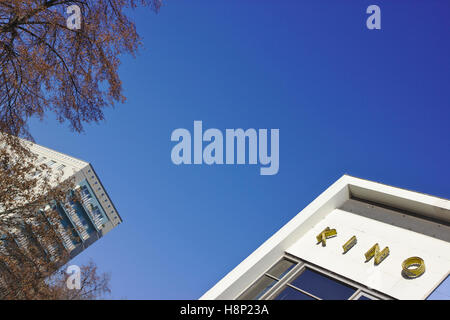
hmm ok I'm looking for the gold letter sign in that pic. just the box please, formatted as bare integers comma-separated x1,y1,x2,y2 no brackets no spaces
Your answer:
402,257,425,278
314,231,425,280
316,227,337,246
365,243,389,265
342,236,357,254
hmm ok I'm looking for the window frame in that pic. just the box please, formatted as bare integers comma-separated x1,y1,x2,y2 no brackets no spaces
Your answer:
352,291,380,300
238,254,392,300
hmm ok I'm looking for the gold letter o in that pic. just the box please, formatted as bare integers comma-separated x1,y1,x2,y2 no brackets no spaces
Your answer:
402,257,425,279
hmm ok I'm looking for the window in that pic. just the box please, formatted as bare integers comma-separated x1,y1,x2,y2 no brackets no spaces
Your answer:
46,160,56,167
38,156,47,164
352,291,379,300
275,286,315,300
267,259,296,279
238,256,390,300
91,207,101,216
80,185,92,198
238,258,296,300
32,170,41,177
278,267,355,300
239,276,278,300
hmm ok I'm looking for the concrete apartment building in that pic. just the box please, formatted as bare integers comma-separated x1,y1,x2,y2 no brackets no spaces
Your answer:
202,175,450,300
25,141,122,258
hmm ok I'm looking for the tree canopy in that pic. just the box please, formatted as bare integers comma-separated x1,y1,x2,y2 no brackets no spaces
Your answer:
0,0,160,299
0,0,161,137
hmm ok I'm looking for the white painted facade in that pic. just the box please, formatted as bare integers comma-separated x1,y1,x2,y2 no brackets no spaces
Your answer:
201,175,450,300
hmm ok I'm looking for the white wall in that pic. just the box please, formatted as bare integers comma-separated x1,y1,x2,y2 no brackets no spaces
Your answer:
286,208,450,299
200,175,450,300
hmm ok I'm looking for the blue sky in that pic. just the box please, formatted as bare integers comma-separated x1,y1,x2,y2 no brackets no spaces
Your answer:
29,1,449,299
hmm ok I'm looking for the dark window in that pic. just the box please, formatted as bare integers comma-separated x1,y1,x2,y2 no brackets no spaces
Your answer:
238,259,297,300
275,286,315,300
237,258,373,300
289,268,355,300
81,185,91,198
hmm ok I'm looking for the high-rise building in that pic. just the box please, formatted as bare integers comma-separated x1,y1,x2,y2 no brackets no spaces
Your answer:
26,141,122,258
201,175,450,300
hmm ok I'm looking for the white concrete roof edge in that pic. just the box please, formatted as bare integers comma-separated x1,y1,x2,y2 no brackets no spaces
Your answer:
24,138,90,169
200,175,350,300
200,174,449,300
345,175,450,210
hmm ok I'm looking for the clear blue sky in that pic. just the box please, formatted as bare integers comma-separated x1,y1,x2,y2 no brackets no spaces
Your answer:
29,0,449,299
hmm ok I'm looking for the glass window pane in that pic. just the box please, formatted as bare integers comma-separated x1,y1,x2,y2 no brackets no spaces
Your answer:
290,268,356,300
267,259,296,279
47,160,56,167
274,286,315,300
358,295,372,300
427,275,450,300
238,275,277,300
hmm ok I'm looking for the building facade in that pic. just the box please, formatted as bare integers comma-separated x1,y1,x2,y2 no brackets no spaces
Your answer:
201,175,450,300
27,141,122,258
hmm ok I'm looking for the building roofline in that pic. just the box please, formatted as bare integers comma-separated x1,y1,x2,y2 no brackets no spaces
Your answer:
23,138,90,169
88,164,123,224
342,174,449,202
200,175,450,300
21,137,123,224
